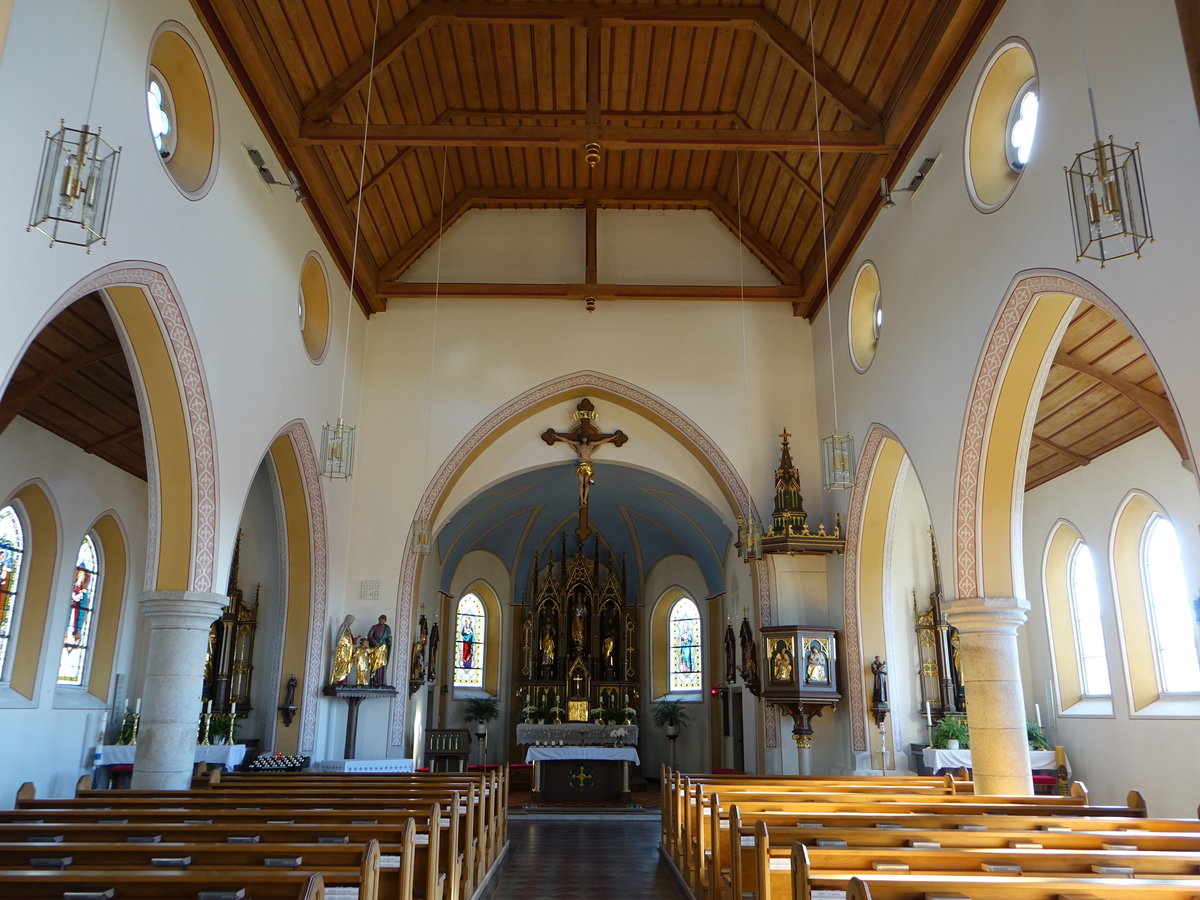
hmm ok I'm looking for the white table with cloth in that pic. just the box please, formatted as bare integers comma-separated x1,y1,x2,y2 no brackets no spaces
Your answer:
516,722,639,746
97,744,247,770
922,747,1069,774
525,745,639,803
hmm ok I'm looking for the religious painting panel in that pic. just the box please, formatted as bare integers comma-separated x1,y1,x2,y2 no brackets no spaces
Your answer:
454,592,485,689
668,596,702,692
59,534,99,685
0,506,24,674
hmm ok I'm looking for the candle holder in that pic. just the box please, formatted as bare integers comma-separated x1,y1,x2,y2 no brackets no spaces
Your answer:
198,712,212,745
116,710,137,745
129,712,140,745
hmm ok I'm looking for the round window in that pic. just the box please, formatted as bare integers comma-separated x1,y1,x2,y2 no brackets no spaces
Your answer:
148,22,218,199
1005,78,1039,171
964,39,1038,212
146,67,177,160
299,253,331,364
848,261,882,373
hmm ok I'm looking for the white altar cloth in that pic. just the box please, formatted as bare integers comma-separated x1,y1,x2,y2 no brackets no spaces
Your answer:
97,744,247,770
525,745,640,765
922,747,1068,774
516,723,639,746
314,758,414,773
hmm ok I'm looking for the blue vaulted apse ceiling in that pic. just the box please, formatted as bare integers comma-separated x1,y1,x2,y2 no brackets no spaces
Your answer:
435,462,733,603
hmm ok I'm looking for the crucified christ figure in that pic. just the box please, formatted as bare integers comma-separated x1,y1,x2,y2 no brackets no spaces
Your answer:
540,399,629,537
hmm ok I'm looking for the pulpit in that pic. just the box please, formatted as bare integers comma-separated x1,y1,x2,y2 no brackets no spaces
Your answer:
760,624,841,773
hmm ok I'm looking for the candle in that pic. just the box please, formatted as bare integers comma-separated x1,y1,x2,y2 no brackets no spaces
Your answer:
134,698,141,715
230,702,237,716
123,698,129,712
205,699,212,714
1035,703,1042,728
924,701,932,726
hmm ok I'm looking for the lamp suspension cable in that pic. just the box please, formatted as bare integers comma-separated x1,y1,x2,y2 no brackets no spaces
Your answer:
1075,0,1103,149
808,0,853,491
322,0,382,478
84,0,114,127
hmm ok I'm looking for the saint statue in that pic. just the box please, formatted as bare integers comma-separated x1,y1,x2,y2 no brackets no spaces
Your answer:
571,594,586,646
805,640,829,684
353,636,372,685
601,633,615,668
329,615,356,685
770,640,794,681
871,655,888,705
724,624,736,684
739,617,759,689
540,622,556,665
367,614,392,686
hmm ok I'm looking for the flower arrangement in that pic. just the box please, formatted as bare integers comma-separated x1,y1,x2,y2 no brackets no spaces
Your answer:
608,726,628,747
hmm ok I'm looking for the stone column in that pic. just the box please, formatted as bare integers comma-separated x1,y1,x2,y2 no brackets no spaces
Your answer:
943,595,1032,796
131,591,228,790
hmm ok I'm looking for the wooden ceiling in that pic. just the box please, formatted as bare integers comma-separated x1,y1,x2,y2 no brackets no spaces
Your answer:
0,294,146,481
191,0,1005,317
1026,304,1185,491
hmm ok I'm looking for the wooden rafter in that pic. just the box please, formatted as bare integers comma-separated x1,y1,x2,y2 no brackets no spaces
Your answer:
301,1,879,130
0,341,124,434
296,122,889,153
378,186,802,286
1030,433,1091,468
377,283,799,302
1053,350,1188,460
85,424,143,454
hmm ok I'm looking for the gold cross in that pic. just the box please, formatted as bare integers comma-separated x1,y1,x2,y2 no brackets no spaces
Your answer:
569,765,593,790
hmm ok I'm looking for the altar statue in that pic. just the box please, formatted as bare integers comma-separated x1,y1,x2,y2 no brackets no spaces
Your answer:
770,639,793,681
540,622,556,665
871,655,888,705
329,615,356,684
601,633,615,668
367,614,392,686
805,640,829,684
353,636,373,685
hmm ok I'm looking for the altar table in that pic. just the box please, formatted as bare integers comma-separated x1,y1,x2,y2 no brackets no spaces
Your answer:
525,746,639,804
922,747,1069,774
314,758,414,773
516,723,639,746
97,744,247,770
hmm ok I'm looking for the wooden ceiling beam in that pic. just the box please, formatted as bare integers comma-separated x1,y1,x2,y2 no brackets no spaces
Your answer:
768,151,834,211
1053,350,1188,460
0,341,124,434
702,191,803,285
379,188,477,280
377,282,800,302
301,1,878,129
297,122,889,153
85,424,143,454
1030,433,1092,468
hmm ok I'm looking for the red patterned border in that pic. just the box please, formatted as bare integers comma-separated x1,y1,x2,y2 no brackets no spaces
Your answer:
279,422,328,755
954,271,1110,600
841,423,893,752
63,263,219,592
389,370,759,746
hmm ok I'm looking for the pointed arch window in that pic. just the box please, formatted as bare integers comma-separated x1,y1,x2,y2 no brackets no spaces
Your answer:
58,534,101,685
668,597,702,692
1142,516,1200,693
1067,541,1110,696
453,592,485,689
0,506,25,677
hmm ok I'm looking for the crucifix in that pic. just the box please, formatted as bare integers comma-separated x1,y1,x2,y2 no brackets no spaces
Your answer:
541,398,628,540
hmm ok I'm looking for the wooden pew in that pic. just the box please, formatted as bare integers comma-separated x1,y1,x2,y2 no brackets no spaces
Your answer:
836,871,1200,900
0,838,379,900
0,868,324,898
1,804,446,900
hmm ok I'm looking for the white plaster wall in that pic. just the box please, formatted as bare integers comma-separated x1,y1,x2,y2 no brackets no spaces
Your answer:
0,418,148,805
1021,430,1200,817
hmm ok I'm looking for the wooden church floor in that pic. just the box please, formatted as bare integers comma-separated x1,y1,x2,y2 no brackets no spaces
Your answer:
489,817,682,899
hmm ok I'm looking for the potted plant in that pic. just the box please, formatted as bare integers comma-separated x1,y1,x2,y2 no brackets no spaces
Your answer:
1027,719,1050,750
464,695,500,737
652,699,690,737
931,717,969,750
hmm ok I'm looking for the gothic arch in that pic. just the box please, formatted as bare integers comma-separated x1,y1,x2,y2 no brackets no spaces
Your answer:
952,269,1191,602
388,369,762,746
10,263,220,594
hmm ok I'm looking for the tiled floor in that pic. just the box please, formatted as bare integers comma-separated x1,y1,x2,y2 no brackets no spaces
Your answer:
490,816,683,899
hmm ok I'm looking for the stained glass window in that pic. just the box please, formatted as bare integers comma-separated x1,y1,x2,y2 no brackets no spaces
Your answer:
453,592,485,689
0,506,24,677
1142,516,1200,693
58,535,100,685
668,597,702,692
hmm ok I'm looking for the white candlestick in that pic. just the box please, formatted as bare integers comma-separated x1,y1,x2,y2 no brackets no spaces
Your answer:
1035,703,1042,728
230,702,237,716
134,698,141,715
206,699,212,714
123,698,130,712
924,701,932,726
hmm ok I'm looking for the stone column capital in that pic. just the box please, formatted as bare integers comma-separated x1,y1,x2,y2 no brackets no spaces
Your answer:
139,591,228,629
943,595,1030,634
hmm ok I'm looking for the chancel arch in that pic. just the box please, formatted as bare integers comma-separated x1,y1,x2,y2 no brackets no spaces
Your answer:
391,370,763,749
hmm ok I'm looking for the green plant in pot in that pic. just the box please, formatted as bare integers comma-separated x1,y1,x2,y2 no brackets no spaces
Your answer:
1026,719,1050,750
464,695,500,735
652,698,690,737
931,716,969,749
